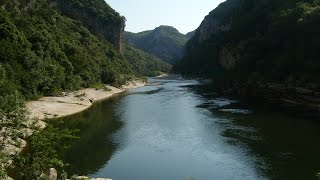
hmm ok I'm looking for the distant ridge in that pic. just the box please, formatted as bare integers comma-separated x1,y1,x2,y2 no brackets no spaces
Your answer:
125,25,191,64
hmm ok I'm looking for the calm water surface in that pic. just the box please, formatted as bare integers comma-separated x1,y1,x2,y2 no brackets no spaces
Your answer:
61,77,320,180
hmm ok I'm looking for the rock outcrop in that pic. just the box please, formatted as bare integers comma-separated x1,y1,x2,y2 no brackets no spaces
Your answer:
54,0,125,51
218,41,246,70
175,0,320,115
188,0,240,47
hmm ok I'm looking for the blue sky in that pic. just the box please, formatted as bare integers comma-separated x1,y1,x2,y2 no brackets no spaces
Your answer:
106,0,225,34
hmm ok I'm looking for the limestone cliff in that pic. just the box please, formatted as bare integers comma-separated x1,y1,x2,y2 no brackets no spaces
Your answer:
175,0,320,116
53,0,125,51
188,0,240,48
177,0,320,84
178,0,243,74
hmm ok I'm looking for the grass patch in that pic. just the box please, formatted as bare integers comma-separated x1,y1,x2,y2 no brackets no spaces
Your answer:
90,83,105,90
91,83,112,91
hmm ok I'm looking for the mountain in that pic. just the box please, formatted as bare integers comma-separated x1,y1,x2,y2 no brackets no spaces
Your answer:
124,25,190,64
174,0,320,114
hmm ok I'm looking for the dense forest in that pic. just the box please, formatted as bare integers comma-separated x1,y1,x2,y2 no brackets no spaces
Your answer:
0,0,134,100
55,0,125,50
175,0,320,85
125,26,191,64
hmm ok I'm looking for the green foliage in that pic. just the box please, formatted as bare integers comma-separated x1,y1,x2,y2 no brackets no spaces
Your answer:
125,26,190,64
90,82,105,90
90,82,112,91
176,0,320,85
0,0,135,99
124,45,172,77
0,152,10,178
57,0,124,24
0,0,140,178
0,83,27,179
13,123,79,179
0,91,27,129
56,0,125,49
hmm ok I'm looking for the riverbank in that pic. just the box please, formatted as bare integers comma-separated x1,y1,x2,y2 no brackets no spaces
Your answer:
213,82,320,117
1,80,145,180
27,81,145,120
155,73,169,78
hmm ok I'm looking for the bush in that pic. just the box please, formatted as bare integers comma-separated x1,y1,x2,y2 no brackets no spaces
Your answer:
13,124,79,179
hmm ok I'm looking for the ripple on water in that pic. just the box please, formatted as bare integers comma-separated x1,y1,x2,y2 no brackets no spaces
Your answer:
220,108,253,115
61,79,320,180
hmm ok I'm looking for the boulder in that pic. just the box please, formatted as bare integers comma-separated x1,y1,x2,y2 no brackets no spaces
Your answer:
49,168,57,180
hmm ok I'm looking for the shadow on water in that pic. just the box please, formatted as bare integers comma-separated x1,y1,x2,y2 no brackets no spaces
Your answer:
59,87,167,176
58,80,320,180
129,87,164,96
189,83,320,180
58,95,125,175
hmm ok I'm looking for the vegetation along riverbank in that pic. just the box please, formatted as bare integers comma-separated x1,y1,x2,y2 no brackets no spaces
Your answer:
1,81,144,179
0,0,153,178
1,0,320,179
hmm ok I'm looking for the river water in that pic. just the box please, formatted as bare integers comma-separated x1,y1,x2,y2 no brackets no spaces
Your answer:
61,77,320,180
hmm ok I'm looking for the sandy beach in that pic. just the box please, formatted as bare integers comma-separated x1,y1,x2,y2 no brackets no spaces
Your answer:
27,81,145,120
1,81,145,157
1,81,144,179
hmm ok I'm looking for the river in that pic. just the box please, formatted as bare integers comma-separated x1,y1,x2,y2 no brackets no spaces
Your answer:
60,77,320,180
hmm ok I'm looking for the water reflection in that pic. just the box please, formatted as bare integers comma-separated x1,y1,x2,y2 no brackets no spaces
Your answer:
61,97,124,175
191,84,320,180
60,79,320,180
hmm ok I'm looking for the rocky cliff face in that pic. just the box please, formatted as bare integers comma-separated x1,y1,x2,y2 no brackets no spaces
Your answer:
218,41,246,70
177,0,320,83
1,0,40,12
175,0,320,116
188,0,240,47
181,0,243,73
54,0,125,51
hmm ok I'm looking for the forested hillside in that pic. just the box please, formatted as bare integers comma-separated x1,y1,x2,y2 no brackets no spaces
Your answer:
54,0,125,50
125,26,190,64
0,0,136,100
175,0,320,85
0,1,133,176
124,45,172,77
